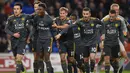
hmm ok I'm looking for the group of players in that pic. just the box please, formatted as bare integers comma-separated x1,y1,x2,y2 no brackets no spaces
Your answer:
4,1,130,73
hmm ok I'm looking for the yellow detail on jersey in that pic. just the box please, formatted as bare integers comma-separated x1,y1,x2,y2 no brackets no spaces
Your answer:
116,17,121,21
9,14,14,18
13,19,16,22
90,17,96,20
79,18,83,21
66,17,70,20
78,27,80,30
91,23,94,27
115,24,119,27
21,18,25,21
103,17,109,22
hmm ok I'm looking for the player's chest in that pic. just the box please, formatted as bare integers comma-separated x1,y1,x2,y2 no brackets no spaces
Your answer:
105,22,120,30
36,18,50,27
80,21,97,29
12,17,26,28
56,19,68,26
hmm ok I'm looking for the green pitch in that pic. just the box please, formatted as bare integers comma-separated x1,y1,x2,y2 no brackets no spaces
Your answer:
3,70,130,73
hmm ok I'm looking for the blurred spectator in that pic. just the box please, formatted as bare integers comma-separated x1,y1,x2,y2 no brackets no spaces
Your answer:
100,0,111,13
113,0,120,3
89,2,97,17
76,1,84,18
98,2,107,15
65,2,72,16
0,8,8,52
97,11,104,19
48,6,55,19
119,0,129,18
54,1,61,17
4,1,12,16
40,0,54,7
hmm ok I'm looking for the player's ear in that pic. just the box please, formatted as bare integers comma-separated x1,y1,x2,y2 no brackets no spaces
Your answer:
65,12,68,16
20,9,22,13
90,13,91,16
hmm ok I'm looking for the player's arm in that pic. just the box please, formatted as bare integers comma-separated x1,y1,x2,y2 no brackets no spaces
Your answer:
119,17,128,36
55,27,69,40
95,18,105,41
25,20,33,40
52,22,69,29
119,21,125,45
5,17,14,36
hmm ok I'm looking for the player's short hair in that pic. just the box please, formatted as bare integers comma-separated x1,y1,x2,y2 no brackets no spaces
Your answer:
38,3,47,9
14,3,23,9
59,7,68,13
109,10,116,14
34,1,42,5
83,7,91,12
70,13,78,20
110,3,120,9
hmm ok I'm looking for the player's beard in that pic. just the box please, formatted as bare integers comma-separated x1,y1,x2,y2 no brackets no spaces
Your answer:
14,12,21,17
83,16,90,21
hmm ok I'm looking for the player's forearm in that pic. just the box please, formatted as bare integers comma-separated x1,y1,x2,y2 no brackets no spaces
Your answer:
119,32,125,45
28,26,34,38
5,28,14,36
56,24,69,29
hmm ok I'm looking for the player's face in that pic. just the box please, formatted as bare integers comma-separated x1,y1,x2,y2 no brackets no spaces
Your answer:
112,6,119,15
59,10,67,19
109,13,116,22
38,7,45,16
70,16,76,23
82,11,91,20
34,4,39,13
13,6,22,16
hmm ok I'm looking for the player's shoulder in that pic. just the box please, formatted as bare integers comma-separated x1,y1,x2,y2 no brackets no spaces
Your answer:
66,17,69,20
79,18,83,21
116,17,121,21
33,14,39,20
90,17,97,20
45,14,53,21
8,14,14,19
103,16,109,22
53,17,59,21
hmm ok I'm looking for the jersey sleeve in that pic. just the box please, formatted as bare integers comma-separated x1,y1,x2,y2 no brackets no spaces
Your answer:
5,17,14,36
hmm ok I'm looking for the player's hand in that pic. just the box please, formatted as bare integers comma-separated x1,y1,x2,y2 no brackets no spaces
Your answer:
26,37,30,44
56,41,60,48
100,34,105,41
55,34,61,40
52,24,57,28
124,41,128,47
13,32,20,38
99,41,104,49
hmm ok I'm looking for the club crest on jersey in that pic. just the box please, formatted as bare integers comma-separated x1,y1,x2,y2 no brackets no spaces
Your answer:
91,23,94,27
115,24,118,27
21,18,25,21
13,19,16,22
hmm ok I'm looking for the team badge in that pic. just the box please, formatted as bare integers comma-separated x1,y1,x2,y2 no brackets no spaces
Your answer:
91,23,94,27
13,19,16,22
115,24,118,27
21,18,25,21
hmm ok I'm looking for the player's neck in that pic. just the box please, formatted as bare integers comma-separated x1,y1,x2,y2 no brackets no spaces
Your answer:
14,13,22,17
83,18,90,22
39,12,45,16
60,17,67,20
